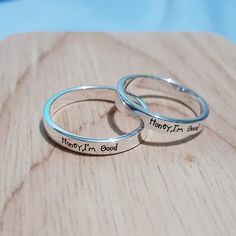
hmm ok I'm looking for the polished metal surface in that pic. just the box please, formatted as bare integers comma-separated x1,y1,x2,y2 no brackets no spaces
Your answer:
43,85,146,155
117,74,209,135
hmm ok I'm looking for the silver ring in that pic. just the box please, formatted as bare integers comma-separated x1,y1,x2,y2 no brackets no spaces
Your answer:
43,85,145,155
117,74,209,135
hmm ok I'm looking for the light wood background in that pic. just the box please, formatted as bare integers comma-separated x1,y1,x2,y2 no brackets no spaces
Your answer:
0,32,235,236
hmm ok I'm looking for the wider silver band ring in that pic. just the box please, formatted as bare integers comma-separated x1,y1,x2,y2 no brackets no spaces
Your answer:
43,85,145,155
117,74,209,135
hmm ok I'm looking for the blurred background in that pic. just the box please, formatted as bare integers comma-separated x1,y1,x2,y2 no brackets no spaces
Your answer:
0,0,235,43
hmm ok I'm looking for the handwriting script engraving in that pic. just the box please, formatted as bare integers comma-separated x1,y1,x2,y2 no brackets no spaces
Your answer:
61,137,118,153
149,118,200,133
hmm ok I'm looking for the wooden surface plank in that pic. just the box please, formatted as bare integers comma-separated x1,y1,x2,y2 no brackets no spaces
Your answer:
0,32,235,236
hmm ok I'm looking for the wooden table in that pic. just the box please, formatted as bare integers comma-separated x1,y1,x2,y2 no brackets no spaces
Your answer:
0,32,235,236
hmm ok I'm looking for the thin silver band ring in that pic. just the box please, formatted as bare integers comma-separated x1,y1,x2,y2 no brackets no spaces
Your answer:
43,85,146,155
117,74,209,135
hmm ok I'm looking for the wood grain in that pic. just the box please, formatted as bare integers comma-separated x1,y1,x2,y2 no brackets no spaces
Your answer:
0,32,235,236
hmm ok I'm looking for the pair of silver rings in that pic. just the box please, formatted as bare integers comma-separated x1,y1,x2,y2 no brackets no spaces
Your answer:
43,74,209,155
